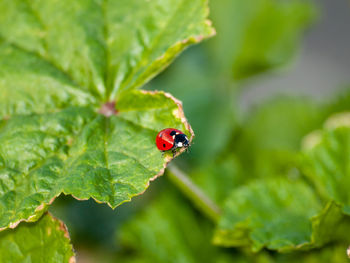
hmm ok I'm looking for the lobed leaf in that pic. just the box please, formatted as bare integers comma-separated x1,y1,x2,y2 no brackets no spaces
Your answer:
0,91,192,230
0,213,74,263
268,244,350,263
213,178,345,252
302,112,350,215
0,0,211,230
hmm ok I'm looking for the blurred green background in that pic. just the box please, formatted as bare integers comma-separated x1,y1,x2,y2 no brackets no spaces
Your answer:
50,0,350,262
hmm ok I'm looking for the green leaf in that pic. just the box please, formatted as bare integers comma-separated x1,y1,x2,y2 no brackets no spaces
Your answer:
0,0,214,102
0,0,212,230
261,244,350,263
208,0,316,79
302,112,350,215
0,213,74,263
213,178,345,252
278,244,350,263
0,91,192,230
0,43,97,118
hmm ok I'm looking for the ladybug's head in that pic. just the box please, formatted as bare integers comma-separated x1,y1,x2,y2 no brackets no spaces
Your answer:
174,133,189,149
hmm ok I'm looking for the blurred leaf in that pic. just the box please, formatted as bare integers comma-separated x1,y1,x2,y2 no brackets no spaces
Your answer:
235,96,324,179
213,177,345,252
225,91,350,187
184,95,350,255
302,112,350,215
0,91,191,231
118,185,235,263
190,154,244,206
270,244,350,263
0,213,74,263
209,0,316,79
235,244,350,263
116,180,350,262
323,88,350,118
0,0,213,230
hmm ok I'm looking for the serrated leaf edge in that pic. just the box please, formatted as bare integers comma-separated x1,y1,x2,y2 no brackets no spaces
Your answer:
0,195,59,231
69,90,194,208
47,212,76,263
0,90,194,230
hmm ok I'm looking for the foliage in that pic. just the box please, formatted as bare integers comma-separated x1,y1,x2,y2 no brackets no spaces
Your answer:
1,0,350,262
302,113,350,215
208,0,316,79
0,0,213,260
213,179,343,252
118,185,231,263
117,180,350,263
0,92,192,231
0,213,74,263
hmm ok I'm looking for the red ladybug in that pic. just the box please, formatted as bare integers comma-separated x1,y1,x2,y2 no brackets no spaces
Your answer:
156,128,190,156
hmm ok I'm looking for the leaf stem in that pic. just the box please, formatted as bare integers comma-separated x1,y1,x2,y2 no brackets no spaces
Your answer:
167,164,221,222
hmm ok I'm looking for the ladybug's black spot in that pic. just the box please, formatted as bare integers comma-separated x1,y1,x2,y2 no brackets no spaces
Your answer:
163,144,166,148
170,130,177,136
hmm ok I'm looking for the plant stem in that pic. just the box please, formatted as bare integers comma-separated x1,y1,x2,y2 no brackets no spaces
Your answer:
167,164,221,222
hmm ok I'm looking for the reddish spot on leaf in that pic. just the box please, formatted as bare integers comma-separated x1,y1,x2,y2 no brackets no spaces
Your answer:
99,101,118,117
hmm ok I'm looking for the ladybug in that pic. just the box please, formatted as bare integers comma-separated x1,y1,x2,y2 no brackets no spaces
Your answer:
156,128,190,156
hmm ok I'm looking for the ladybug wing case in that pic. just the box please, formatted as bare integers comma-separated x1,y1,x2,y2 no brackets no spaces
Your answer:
156,129,175,151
